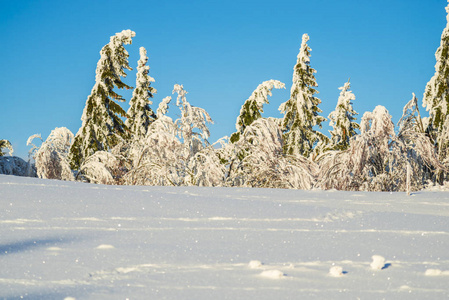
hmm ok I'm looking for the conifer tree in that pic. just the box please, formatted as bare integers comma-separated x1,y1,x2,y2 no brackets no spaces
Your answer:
230,80,285,143
327,79,359,151
423,1,449,161
279,34,326,158
0,139,13,156
69,30,135,169
126,47,157,139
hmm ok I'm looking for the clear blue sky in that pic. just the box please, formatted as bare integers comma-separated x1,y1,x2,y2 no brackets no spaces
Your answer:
1,0,447,159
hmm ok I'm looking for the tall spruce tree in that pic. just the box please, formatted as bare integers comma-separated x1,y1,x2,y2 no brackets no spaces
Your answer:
423,1,449,161
69,30,135,169
126,47,157,139
279,34,326,158
327,79,359,151
230,80,285,143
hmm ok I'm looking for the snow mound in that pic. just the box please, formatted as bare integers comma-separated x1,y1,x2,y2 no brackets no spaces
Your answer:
328,266,344,277
248,260,263,269
96,244,115,250
424,269,449,276
370,255,386,270
46,247,62,251
425,269,442,276
259,269,284,279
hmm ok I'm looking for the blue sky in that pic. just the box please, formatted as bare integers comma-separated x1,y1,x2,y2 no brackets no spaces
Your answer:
1,0,447,159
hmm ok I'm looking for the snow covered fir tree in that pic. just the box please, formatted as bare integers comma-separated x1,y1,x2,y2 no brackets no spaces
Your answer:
230,80,285,143
69,30,136,170
423,1,449,168
278,34,327,158
126,47,157,139
5,1,449,191
326,79,359,151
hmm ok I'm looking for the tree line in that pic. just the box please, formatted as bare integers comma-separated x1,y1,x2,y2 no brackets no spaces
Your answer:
3,4,449,191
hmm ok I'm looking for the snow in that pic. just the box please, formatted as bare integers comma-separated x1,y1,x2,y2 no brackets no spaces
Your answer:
328,266,344,277
1,174,449,299
370,255,386,270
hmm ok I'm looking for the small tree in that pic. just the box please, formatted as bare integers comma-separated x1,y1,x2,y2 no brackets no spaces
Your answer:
279,34,326,158
126,46,157,139
326,79,359,151
230,80,285,143
0,140,13,156
69,30,135,170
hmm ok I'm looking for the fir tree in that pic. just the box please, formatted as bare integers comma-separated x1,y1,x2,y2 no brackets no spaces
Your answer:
279,34,326,158
230,80,285,143
0,139,13,156
126,47,157,139
327,79,359,151
423,1,449,161
69,30,135,169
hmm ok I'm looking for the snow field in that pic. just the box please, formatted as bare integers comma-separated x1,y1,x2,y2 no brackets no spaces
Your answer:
1,175,449,299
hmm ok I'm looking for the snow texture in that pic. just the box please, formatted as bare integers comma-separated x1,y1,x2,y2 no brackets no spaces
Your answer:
1,175,449,299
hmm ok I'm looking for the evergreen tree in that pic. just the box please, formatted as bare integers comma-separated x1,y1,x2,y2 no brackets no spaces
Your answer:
327,79,359,151
230,80,285,143
423,1,449,160
0,139,13,156
69,30,135,169
126,47,157,139
279,34,326,158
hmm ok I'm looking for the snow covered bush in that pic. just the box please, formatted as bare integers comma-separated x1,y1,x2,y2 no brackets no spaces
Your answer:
318,106,398,191
226,118,317,189
318,101,443,192
395,94,444,190
34,127,74,181
78,151,122,185
123,85,216,186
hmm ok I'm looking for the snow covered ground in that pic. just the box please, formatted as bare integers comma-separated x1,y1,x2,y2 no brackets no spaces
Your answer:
1,174,448,299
